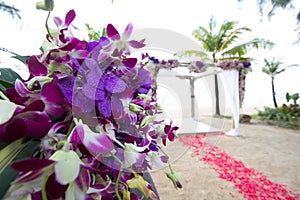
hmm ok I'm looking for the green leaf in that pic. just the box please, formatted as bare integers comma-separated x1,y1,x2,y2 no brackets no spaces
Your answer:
0,85,6,94
0,68,23,92
11,55,29,65
0,139,40,199
0,142,9,150
0,138,25,174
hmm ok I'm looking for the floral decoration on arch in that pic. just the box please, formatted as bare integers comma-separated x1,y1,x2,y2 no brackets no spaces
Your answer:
217,59,252,107
0,8,181,200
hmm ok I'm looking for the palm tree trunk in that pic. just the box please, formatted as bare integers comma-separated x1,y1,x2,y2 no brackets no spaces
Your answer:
212,53,220,115
214,74,220,115
271,77,278,108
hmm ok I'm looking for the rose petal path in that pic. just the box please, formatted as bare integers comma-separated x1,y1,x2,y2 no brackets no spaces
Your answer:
178,134,300,200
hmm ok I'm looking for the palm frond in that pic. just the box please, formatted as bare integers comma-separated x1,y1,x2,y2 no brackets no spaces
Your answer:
219,56,251,61
221,38,274,58
192,27,215,52
176,50,211,62
182,50,211,61
219,26,252,52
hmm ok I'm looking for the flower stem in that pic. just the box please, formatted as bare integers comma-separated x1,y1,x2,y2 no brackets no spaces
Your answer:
153,141,174,172
45,11,53,40
66,120,75,137
41,176,48,200
111,137,125,148
115,167,123,200
109,152,135,174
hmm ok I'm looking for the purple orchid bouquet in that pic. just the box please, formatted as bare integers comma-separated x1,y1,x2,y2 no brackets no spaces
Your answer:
0,7,181,200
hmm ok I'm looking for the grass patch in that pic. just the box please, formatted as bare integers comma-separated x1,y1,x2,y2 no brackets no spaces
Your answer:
257,105,300,129
213,114,232,119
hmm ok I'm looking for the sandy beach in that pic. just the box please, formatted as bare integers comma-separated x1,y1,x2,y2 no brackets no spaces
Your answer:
149,116,300,200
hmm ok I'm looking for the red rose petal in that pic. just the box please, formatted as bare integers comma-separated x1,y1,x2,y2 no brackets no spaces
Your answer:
179,135,300,200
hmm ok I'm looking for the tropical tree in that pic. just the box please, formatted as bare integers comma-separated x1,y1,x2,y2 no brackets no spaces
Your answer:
262,58,299,108
250,0,296,18
184,16,274,115
0,1,20,18
238,0,300,41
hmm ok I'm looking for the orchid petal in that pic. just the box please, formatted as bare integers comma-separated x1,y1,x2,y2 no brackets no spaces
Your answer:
0,100,18,124
75,167,90,192
69,50,89,59
45,173,68,199
41,81,64,103
14,79,34,97
124,143,148,167
76,124,114,153
68,125,81,144
122,58,137,69
98,52,110,61
86,68,103,87
65,183,75,200
39,40,58,62
5,88,29,105
13,163,54,183
98,36,110,47
73,91,95,113
17,111,52,139
97,97,111,118
11,158,55,172
65,9,76,26
58,76,75,103
53,17,63,27
122,23,133,40
104,73,126,93
106,24,120,40
50,150,82,185
128,40,146,48
146,152,168,168
0,118,27,142
82,84,105,101
45,103,66,116
21,99,45,112
47,123,64,137
83,58,101,71
26,56,48,76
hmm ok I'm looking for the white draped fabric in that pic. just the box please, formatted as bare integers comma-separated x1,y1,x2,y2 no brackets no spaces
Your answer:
154,64,242,136
221,70,240,136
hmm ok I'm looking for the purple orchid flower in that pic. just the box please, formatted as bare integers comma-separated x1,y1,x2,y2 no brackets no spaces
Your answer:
162,121,179,146
9,151,90,200
70,122,114,154
0,100,52,141
195,60,204,69
2,9,183,200
58,67,127,118
98,23,145,59
243,61,251,68
26,56,48,77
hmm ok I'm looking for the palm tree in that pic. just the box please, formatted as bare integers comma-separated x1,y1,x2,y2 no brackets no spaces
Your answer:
262,58,299,108
183,16,274,115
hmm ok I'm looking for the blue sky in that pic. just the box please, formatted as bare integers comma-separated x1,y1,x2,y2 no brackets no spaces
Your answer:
1,0,300,111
